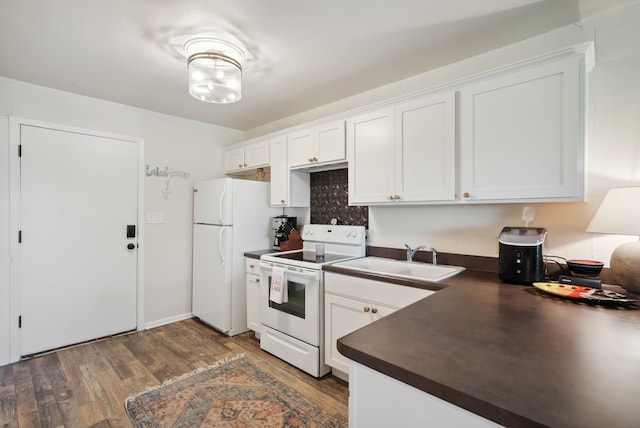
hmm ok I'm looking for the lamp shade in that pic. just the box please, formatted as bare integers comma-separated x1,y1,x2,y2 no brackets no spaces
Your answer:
586,186,640,294
586,187,640,235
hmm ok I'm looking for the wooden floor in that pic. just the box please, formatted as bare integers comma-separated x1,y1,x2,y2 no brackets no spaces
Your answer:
0,318,349,427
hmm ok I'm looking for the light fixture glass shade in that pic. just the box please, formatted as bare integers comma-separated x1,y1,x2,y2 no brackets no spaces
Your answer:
586,187,640,235
586,186,640,294
184,37,244,104
188,52,242,103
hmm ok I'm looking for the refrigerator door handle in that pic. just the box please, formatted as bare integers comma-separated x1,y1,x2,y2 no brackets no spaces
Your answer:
219,226,226,265
219,188,226,225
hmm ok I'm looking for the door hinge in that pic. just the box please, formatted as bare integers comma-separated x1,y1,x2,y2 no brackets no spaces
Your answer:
18,230,22,243
18,316,22,328
18,144,22,157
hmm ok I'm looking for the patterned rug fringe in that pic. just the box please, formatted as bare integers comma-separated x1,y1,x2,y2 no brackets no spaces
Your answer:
124,353,246,407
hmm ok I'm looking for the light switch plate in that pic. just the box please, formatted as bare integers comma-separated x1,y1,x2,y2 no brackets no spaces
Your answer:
146,212,164,224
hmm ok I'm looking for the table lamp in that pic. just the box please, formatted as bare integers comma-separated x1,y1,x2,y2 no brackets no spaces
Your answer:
586,186,640,294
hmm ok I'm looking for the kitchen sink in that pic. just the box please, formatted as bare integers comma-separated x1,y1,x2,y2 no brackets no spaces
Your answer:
334,256,465,282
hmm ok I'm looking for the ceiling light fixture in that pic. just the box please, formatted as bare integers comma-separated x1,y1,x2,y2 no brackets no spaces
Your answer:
184,37,245,104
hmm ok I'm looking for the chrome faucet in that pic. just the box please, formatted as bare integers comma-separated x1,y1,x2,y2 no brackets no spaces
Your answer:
431,247,438,265
404,244,426,262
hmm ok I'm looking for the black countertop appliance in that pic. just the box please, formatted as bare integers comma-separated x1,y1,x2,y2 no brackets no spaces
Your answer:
498,227,547,284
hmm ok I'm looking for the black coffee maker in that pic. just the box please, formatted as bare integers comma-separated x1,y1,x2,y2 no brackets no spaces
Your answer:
272,216,297,250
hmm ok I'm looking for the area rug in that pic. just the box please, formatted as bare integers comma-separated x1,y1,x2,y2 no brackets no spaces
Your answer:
125,354,346,427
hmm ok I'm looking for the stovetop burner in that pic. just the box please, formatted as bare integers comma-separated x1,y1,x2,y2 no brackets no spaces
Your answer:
260,224,366,270
270,250,353,265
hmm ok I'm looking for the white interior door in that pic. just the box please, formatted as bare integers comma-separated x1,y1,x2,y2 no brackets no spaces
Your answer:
18,124,139,356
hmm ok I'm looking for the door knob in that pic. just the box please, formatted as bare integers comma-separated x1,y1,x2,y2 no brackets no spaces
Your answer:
127,243,135,250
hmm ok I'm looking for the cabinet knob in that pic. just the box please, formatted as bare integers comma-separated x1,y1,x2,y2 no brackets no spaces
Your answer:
387,195,394,200
312,157,318,162
249,264,255,268
394,195,400,200
371,308,378,314
255,278,260,283
308,157,314,162
244,163,248,167
280,199,285,203
363,307,370,313
463,192,470,198
238,164,243,168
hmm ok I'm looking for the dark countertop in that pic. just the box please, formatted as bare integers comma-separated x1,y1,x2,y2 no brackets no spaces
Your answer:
244,249,278,259
328,265,640,428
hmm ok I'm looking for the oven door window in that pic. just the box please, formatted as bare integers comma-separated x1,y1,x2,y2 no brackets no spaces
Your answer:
268,276,306,319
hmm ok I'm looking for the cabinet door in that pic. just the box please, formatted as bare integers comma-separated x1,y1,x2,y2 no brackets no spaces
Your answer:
246,272,261,333
270,136,310,207
269,136,289,206
315,120,346,164
395,92,456,202
224,147,245,172
244,140,269,168
459,56,583,202
288,128,315,168
347,108,395,205
325,293,394,373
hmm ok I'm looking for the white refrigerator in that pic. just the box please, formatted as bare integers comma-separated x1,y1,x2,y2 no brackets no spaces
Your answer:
192,178,280,336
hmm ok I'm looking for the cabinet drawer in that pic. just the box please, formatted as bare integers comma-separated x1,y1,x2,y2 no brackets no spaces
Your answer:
245,258,261,275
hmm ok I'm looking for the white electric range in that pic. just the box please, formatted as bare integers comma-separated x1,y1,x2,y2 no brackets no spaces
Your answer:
259,224,366,377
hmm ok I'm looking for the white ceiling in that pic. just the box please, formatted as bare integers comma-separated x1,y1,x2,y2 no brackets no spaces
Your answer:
0,0,632,131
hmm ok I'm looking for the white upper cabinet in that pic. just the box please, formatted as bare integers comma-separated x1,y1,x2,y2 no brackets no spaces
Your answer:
347,108,395,204
347,92,455,205
288,120,346,168
458,55,585,202
348,45,590,205
224,139,270,173
270,135,310,207
395,92,456,202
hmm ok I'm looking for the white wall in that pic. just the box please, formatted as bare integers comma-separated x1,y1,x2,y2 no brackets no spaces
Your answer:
248,2,640,263
0,78,242,364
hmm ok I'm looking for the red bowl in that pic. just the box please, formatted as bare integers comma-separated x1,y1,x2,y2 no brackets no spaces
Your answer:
567,259,604,277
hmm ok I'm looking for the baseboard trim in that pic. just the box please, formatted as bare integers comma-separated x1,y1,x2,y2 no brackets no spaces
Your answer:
144,313,193,330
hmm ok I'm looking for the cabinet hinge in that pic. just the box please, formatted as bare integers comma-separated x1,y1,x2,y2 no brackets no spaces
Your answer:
18,144,22,157
18,316,22,328
18,230,22,243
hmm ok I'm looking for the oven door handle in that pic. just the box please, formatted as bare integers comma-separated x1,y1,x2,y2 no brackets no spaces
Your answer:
260,263,319,279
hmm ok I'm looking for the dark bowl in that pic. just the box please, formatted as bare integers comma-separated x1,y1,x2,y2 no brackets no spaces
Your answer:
567,259,604,277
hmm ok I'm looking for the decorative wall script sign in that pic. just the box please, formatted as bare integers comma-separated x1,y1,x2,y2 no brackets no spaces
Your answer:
145,164,191,200
145,165,191,179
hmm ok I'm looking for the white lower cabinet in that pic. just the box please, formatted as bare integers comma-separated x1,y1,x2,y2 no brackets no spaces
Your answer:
325,293,395,374
324,272,433,378
349,362,502,428
246,258,261,337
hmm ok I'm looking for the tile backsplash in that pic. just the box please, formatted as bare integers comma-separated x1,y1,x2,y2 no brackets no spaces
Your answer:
310,168,368,228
